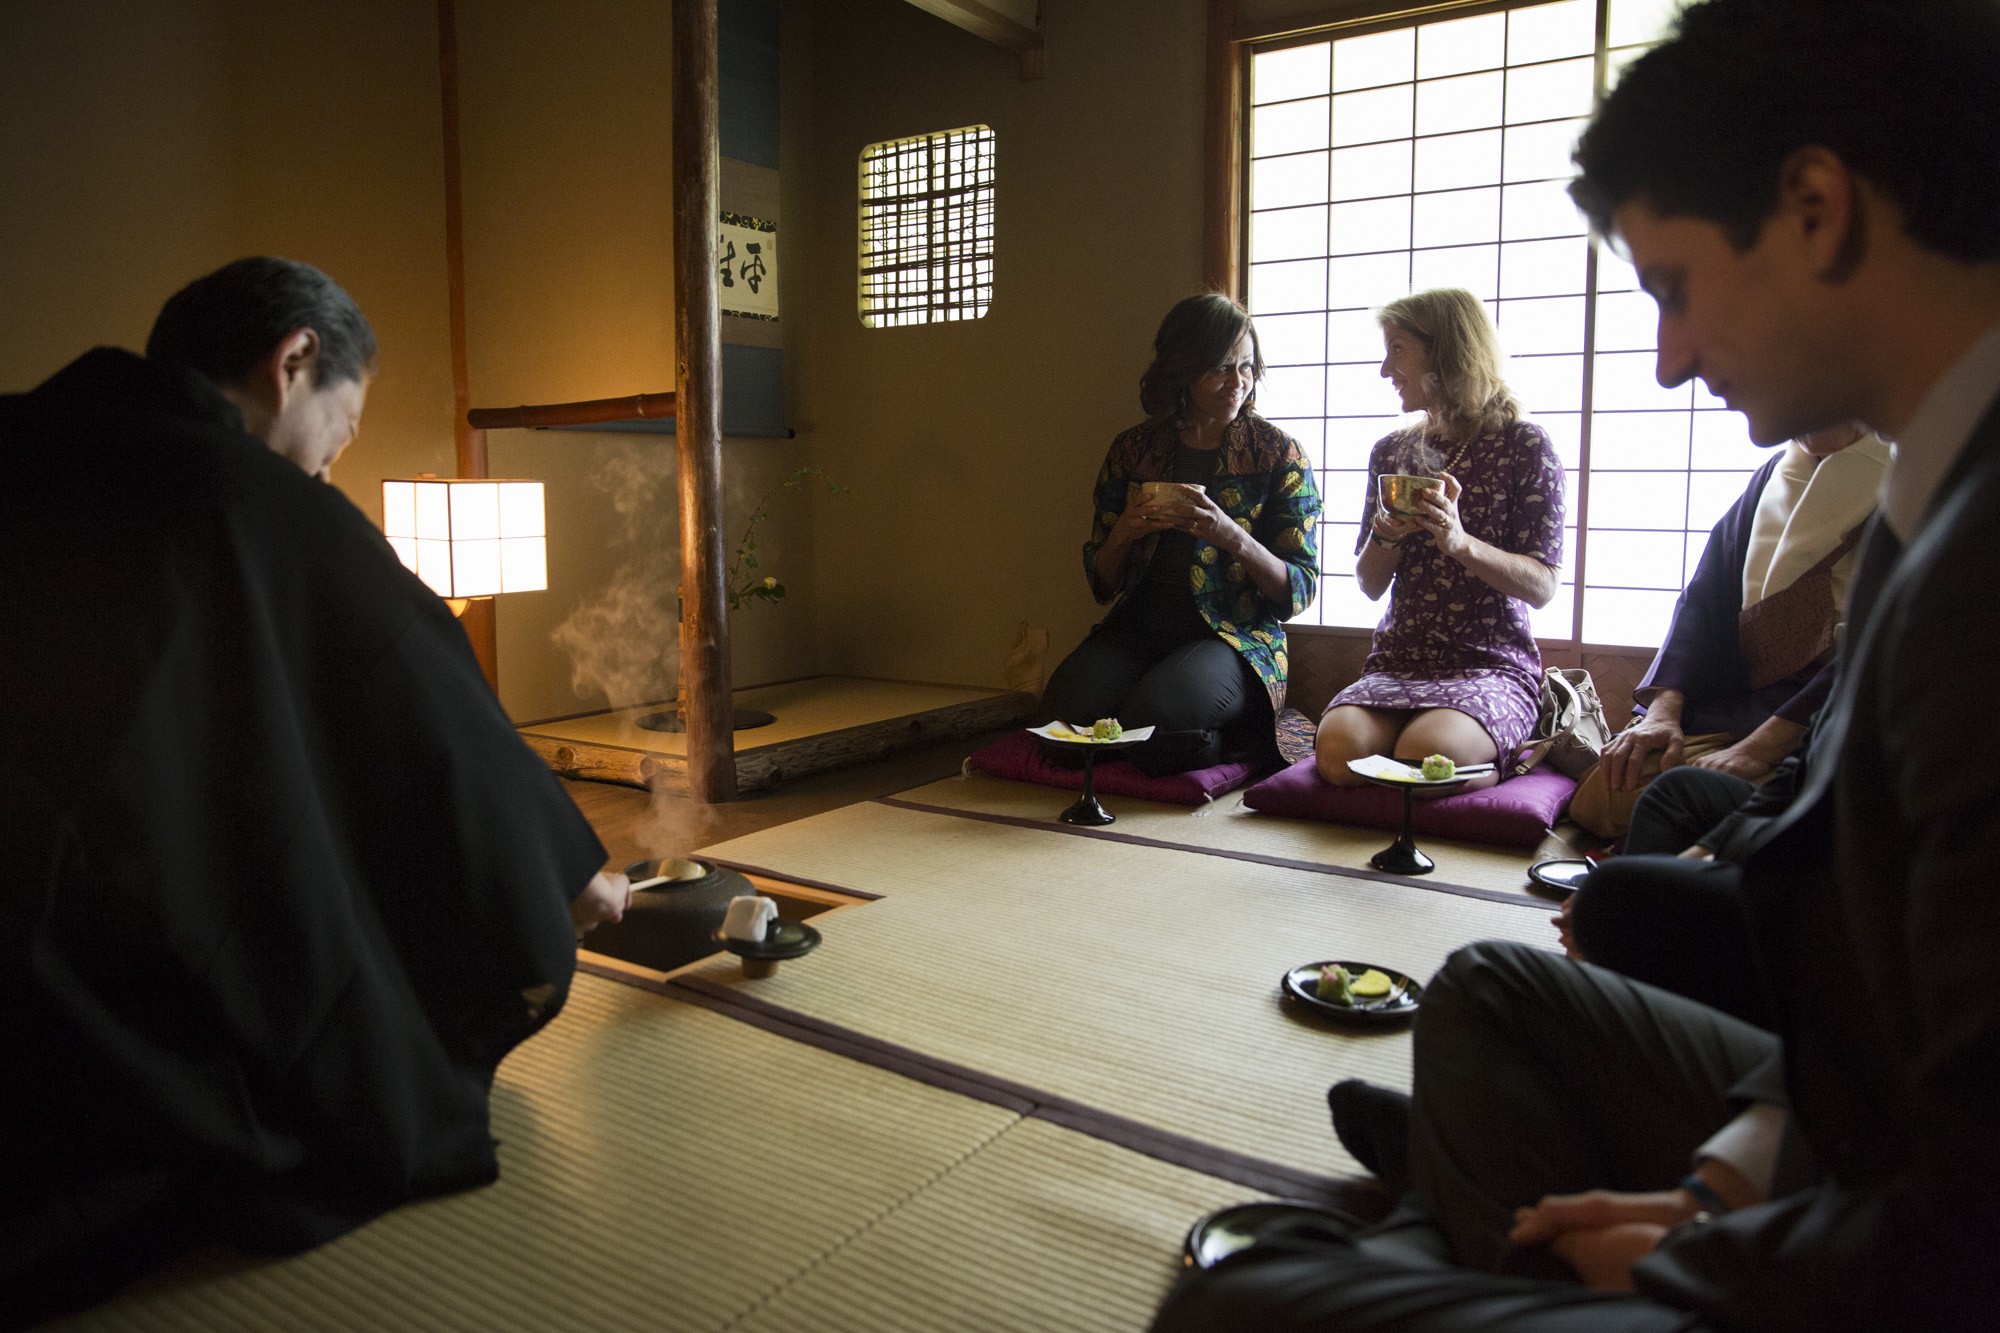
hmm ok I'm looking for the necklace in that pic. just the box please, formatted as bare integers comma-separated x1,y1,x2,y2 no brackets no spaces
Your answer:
1427,430,1477,477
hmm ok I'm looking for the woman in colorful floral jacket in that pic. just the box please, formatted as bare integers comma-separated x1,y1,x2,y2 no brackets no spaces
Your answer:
1040,294,1322,775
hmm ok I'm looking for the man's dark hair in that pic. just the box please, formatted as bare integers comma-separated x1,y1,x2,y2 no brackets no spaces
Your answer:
1139,292,1265,421
146,257,377,389
1571,0,2000,259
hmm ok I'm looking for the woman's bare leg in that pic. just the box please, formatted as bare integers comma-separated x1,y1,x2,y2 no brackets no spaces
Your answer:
1393,708,1501,797
1315,705,1409,785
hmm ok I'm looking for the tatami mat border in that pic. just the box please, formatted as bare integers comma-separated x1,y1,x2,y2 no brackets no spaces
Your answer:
872,796,1533,908
576,956,1374,1211
699,858,887,901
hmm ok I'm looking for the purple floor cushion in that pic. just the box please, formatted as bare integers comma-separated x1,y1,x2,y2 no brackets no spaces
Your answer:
965,731,1263,806
1242,758,1577,847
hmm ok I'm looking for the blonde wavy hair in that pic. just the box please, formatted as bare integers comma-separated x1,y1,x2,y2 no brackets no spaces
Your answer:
1377,288,1521,442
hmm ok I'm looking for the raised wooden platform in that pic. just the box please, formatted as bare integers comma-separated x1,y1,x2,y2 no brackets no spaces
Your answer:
518,675,1036,794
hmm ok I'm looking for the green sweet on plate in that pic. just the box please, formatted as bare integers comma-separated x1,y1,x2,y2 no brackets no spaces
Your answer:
1420,753,1457,781
1092,718,1124,741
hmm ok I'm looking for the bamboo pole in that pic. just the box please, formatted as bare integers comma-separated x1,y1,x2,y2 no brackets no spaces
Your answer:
672,0,737,802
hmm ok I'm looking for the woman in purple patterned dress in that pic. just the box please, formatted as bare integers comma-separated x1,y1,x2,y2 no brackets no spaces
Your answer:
1314,288,1566,794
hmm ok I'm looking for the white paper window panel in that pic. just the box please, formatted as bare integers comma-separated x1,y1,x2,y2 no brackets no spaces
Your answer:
1498,294,1585,355
1328,251,1413,309
1539,411,1583,469
1259,364,1326,418
386,535,417,572
1253,205,1328,262
1502,180,1587,241
1689,470,1756,532
1334,27,1414,92
1329,308,1388,361
1255,311,1327,366
1561,467,1582,521
1410,243,1500,300
1414,186,1500,249
1254,152,1329,211
1588,470,1690,529
1594,290,1660,351
1530,583,1580,639
1328,417,1413,467
1329,196,1413,255
1416,70,1505,137
449,483,501,542
1332,85,1414,147
1415,129,1502,193
1500,237,1589,298
1510,353,1585,414
1589,410,1693,470
1595,243,1642,293
1318,573,1385,629
1582,586,1678,648
1593,350,1694,411
1254,97,1330,157
1323,469,1371,519
1553,526,1581,578
1326,361,1390,414
1418,10,1507,79
1609,0,1680,49
1505,57,1595,124
1329,140,1413,201
1504,117,1588,183
1510,0,1596,64
1326,520,1363,561
1254,43,1330,104
1690,412,1767,471
1251,259,1328,313
1586,529,1690,590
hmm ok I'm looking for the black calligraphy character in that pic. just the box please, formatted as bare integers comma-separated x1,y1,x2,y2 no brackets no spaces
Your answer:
740,242,766,295
718,237,736,287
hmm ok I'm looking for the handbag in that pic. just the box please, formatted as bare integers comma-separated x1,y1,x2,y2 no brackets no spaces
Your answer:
1514,667,1613,778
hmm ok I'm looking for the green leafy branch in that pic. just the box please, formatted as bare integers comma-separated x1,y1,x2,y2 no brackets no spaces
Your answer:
725,465,848,612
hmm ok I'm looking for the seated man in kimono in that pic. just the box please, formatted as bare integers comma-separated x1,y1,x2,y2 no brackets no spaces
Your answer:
1,257,629,1325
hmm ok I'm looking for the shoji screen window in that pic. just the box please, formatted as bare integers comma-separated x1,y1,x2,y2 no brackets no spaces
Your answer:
1246,0,1757,650
859,125,996,328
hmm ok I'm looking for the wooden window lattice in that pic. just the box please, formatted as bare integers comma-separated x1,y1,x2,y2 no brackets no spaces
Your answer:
858,125,995,327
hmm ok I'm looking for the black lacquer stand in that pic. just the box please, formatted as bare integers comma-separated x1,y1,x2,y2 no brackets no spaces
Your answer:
1359,771,1471,875
1061,745,1116,826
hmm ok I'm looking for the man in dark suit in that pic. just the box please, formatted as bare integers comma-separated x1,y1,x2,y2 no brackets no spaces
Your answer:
1155,2,2000,1329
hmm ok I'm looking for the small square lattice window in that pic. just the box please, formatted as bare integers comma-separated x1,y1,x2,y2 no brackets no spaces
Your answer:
858,125,995,327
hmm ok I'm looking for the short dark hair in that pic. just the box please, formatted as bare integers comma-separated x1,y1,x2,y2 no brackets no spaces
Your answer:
1571,0,2000,260
146,257,377,389
1139,293,1264,421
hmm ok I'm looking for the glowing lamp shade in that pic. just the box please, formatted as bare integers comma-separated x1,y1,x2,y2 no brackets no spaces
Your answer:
381,478,547,599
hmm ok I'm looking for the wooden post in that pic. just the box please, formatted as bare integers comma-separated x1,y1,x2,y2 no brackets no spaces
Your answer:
438,0,499,691
1203,0,1243,297
673,0,737,802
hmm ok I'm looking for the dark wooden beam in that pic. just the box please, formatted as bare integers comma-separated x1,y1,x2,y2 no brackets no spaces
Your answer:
673,0,737,803
900,0,1045,77
1204,0,1244,296
437,0,498,691
468,391,677,431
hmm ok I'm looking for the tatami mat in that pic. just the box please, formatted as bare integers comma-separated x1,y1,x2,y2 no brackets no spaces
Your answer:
48,974,1019,1332
685,800,1559,1182
891,772,1584,900
734,1118,1254,1333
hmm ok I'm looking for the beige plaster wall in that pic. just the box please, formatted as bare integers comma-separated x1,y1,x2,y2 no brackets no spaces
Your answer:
458,0,816,724
792,0,1209,692
0,0,457,518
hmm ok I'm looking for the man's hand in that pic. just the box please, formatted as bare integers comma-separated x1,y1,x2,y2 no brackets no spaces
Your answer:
571,870,632,937
1510,1188,1697,1292
1600,697,1687,792
1688,742,1775,783
1550,895,1584,960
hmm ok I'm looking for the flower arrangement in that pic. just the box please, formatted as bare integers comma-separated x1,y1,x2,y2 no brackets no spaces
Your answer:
725,465,847,611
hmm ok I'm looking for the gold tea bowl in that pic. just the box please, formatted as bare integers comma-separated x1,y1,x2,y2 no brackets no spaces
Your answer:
1378,473,1442,516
